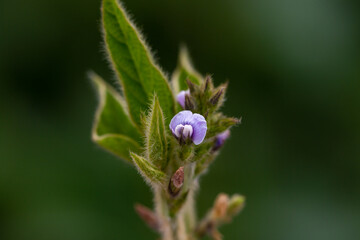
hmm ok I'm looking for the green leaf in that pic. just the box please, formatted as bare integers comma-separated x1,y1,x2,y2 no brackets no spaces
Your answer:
130,152,166,185
145,96,168,170
91,72,142,163
102,0,175,126
171,46,203,94
94,134,142,163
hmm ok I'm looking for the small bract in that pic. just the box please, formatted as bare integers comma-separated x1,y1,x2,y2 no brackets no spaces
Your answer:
169,110,207,145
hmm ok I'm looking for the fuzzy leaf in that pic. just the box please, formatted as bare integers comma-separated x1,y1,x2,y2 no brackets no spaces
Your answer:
91,72,142,163
95,134,142,163
171,47,203,94
102,0,175,126
131,152,166,184
146,96,168,170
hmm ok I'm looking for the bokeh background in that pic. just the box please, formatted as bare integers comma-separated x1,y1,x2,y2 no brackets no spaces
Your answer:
1,0,360,239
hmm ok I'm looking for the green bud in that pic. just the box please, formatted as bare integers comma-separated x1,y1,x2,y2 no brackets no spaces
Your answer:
186,78,197,93
227,194,245,217
203,75,214,94
185,94,195,110
207,116,241,138
209,88,225,106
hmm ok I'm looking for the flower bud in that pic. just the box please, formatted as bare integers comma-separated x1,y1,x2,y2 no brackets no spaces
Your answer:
227,194,245,217
213,193,229,220
168,166,184,197
203,75,213,93
176,90,190,108
185,94,195,110
213,130,230,151
209,88,225,106
134,203,159,231
186,78,196,93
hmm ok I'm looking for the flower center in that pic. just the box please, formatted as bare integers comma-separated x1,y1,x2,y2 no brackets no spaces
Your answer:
174,124,193,139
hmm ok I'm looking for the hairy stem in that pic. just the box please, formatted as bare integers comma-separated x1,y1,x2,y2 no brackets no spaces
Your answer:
154,176,200,239
154,186,174,240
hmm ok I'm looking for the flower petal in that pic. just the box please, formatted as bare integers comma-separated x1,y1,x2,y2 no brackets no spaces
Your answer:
188,113,207,145
176,90,189,108
169,110,193,134
214,130,230,150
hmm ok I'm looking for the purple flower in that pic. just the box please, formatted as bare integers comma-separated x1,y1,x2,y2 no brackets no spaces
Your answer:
176,90,190,108
169,110,207,145
213,130,230,151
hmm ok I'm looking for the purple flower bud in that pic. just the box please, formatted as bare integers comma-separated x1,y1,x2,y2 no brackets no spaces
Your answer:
213,130,230,151
169,110,207,145
176,90,190,108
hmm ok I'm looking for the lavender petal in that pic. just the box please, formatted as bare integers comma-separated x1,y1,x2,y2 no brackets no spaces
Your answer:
214,130,230,150
169,110,193,134
188,113,207,145
176,90,190,108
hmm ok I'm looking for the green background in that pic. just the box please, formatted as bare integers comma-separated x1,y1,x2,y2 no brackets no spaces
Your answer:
1,0,360,239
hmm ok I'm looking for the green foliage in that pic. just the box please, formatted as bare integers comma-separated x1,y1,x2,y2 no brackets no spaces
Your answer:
91,72,142,163
130,152,166,185
102,0,175,126
145,96,168,170
92,1,244,238
95,134,142,163
171,47,203,94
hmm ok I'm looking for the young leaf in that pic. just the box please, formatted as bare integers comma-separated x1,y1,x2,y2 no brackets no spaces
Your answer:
102,0,175,126
171,47,203,94
91,72,142,163
130,152,166,185
145,96,168,170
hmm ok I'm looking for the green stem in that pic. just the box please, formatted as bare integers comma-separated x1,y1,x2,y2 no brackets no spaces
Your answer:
154,169,200,240
154,186,174,240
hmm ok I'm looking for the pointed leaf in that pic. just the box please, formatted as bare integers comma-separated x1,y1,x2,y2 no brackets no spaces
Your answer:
94,134,141,163
130,152,166,185
145,96,168,170
91,72,142,162
102,0,175,126
171,47,203,93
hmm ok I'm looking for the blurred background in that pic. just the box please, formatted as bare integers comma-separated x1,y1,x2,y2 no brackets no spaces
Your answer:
1,0,360,239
